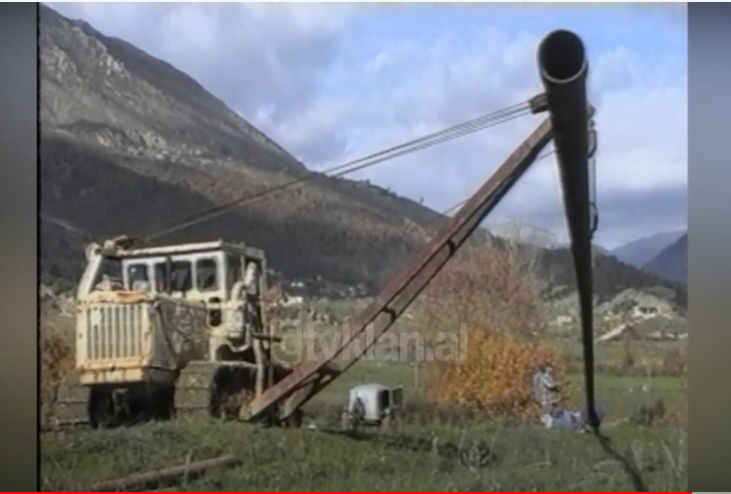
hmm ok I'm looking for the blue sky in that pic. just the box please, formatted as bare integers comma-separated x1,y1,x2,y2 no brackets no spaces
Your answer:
48,3,688,249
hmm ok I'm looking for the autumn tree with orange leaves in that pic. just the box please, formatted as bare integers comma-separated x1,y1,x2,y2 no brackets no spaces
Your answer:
413,222,568,419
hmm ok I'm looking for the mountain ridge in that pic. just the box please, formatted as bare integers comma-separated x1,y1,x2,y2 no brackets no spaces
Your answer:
40,3,444,289
643,233,687,284
39,3,687,310
611,230,685,268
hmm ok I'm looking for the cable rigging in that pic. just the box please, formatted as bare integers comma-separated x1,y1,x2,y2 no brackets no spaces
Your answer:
138,99,536,243
38,114,548,249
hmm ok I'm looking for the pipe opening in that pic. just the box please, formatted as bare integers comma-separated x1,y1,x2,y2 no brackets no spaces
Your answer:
538,29,587,83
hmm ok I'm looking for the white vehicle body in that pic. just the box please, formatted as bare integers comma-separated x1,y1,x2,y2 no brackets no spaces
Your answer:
346,383,403,424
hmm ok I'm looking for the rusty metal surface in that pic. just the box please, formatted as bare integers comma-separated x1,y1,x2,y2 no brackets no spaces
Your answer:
83,290,156,304
247,117,553,421
76,295,209,384
76,301,152,377
156,298,211,363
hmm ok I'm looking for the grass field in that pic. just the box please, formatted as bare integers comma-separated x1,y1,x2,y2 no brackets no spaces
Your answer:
41,359,687,492
38,122,689,490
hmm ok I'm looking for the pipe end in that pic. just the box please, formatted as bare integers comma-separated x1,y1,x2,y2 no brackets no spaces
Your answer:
538,29,587,84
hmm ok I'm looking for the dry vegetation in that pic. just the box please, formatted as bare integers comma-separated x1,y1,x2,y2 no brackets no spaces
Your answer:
414,242,568,419
40,318,74,426
426,329,568,419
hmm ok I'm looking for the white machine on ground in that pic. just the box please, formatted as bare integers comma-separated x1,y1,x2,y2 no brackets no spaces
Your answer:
341,383,404,431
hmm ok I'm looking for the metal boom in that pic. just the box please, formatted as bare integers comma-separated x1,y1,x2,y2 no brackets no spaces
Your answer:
248,118,553,421
246,28,593,423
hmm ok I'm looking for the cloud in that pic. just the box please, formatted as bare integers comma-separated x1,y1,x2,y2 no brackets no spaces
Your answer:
46,3,687,249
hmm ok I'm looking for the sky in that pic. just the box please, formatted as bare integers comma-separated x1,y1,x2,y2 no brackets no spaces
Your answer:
47,3,688,249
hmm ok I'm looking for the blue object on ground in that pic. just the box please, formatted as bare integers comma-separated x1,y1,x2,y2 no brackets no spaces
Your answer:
540,402,606,430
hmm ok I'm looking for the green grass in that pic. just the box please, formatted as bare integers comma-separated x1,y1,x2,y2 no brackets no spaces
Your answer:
41,361,687,492
41,415,687,491
557,338,686,364
306,359,686,414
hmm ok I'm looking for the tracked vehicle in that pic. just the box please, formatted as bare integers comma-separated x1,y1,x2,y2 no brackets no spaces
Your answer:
71,29,602,431
75,237,298,428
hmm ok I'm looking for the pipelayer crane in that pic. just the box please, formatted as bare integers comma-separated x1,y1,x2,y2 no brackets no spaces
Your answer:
73,29,599,429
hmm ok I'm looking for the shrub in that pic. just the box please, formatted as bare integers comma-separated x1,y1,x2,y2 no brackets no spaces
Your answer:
40,321,75,423
662,348,687,376
413,233,568,420
425,328,567,419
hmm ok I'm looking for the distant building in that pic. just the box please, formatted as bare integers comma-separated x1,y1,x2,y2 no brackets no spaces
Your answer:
633,305,659,318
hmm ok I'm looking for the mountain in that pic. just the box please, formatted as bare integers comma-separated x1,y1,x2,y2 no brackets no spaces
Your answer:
38,4,687,310
39,4,443,289
643,233,688,284
611,230,685,267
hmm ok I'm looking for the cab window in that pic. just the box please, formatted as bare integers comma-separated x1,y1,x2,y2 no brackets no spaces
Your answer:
127,263,149,289
228,254,242,290
196,258,219,292
155,260,193,292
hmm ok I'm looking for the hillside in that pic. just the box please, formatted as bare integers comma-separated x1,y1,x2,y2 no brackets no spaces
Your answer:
39,4,442,289
643,233,688,284
485,238,687,309
39,4,687,310
611,230,685,267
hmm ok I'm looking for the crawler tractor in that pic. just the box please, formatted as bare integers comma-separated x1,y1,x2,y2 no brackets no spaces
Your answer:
75,237,299,428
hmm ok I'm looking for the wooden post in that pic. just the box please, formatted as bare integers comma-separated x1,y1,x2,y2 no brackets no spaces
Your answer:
81,454,240,492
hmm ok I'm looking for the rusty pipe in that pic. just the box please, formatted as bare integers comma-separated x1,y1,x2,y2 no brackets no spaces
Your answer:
537,29,600,430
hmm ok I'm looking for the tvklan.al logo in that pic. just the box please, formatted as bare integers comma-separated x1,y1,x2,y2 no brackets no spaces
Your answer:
271,320,470,364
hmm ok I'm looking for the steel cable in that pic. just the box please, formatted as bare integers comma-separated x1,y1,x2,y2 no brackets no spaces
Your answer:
139,102,533,243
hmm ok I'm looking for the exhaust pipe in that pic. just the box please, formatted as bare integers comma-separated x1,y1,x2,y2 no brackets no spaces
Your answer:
537,29,600,430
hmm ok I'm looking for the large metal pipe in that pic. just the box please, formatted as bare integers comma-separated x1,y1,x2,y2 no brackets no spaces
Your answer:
538,29,590,191
537,29,600,430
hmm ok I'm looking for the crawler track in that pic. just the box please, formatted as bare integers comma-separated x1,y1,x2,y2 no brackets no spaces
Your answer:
44,360,301,432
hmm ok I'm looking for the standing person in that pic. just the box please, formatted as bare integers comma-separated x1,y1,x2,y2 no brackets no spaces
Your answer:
532,364,561,427
532,365,607,431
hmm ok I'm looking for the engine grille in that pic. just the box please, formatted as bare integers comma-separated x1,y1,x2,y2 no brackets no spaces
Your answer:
85,304,146,361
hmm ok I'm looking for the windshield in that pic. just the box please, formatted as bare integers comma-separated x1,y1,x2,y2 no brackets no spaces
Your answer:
196,258,219,291
127,263,149,289
155,260,193,292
